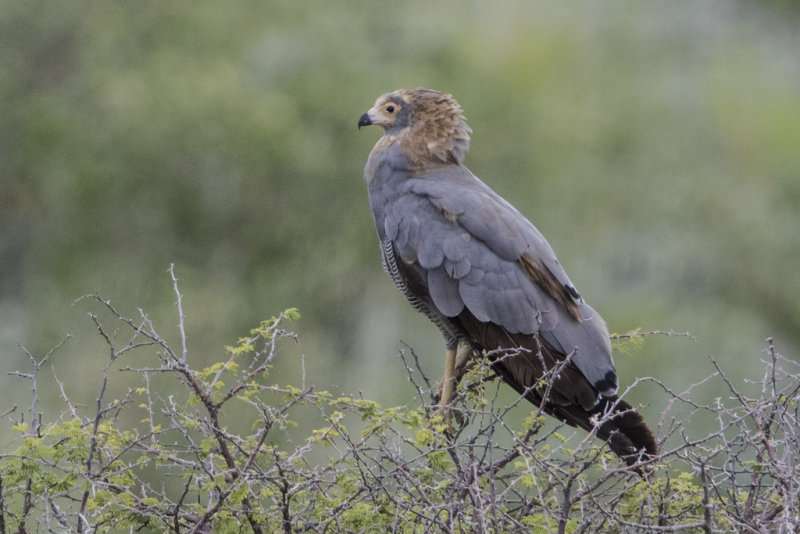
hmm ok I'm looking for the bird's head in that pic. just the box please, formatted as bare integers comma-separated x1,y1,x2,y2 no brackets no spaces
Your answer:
359,88,472,165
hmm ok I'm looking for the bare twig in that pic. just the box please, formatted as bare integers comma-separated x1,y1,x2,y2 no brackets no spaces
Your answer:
169,264,189,365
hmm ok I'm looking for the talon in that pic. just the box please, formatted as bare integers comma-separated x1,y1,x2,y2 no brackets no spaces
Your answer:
433,405,455,436
431,383,443,404
451,407,464,426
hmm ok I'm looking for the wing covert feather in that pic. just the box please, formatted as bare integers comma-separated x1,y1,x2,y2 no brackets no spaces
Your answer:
384,166,617,395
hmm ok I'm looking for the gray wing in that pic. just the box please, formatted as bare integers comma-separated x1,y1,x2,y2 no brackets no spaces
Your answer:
383,165,617,396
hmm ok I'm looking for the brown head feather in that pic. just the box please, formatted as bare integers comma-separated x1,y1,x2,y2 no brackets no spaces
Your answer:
363,88,472,168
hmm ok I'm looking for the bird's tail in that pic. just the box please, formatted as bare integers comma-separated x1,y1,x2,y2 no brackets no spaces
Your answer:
487,351,657,466
554,397,658,466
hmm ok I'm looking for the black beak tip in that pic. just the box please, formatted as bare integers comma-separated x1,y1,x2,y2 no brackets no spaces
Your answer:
358,113,371,130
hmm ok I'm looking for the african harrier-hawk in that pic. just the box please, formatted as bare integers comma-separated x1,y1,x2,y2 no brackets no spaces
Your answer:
359,88,656,464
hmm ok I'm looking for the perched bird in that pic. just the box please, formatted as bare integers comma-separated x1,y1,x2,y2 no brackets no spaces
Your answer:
358,88,657,464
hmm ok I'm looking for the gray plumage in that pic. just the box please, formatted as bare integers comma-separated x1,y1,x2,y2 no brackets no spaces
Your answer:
359,88,657,463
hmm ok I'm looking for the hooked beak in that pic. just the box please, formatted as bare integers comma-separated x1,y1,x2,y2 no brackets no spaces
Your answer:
357,112,372,130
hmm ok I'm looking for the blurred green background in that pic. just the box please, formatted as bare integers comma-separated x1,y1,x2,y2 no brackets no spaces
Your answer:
2,0,799,433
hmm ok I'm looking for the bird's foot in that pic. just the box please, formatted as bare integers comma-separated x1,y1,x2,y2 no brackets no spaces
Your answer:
429,343,475,435
431,381,443,405
432,381,466,425
432,344,476,403
431,407,454,437
432,403,464,432
433,404,450,425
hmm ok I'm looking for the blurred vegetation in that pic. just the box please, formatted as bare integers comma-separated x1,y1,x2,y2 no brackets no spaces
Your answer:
2,0,800,435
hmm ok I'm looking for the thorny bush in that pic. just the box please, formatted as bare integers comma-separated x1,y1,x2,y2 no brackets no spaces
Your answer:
1,268,799,533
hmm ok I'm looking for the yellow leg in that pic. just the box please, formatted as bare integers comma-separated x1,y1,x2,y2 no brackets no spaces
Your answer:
434,348,457,424
434,343,474,397
453,342,473,380
434,343,477,429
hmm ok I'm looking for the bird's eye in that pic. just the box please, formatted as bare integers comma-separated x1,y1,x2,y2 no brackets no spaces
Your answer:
386,105,396,113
